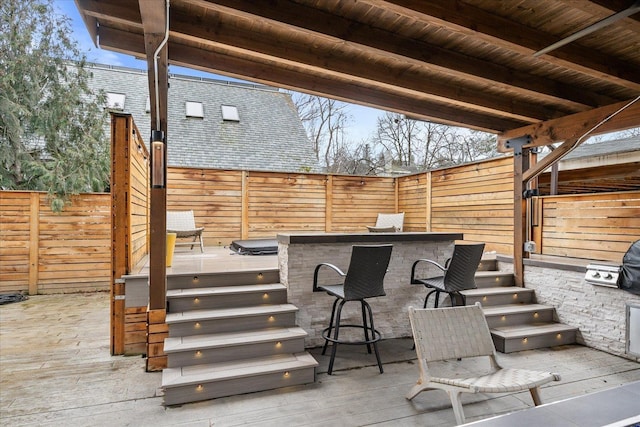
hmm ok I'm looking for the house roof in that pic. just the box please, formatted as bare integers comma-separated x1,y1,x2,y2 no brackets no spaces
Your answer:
561,136,640,161
76,0,640,149
537,136,640,193
86,63,321,173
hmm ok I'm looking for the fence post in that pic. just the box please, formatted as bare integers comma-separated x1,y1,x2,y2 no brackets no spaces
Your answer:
425,172,432,232
28,193,39,295
325,175,333,232
241,171,249,239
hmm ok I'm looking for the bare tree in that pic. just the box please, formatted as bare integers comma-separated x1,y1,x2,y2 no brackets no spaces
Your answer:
291,93,351,167
374,113,498,170
374,112,420,166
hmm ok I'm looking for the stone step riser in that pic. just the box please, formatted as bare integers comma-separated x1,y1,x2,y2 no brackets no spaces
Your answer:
493,330,577,353
167,337,306,368
166,270,280,290
168,312,297,337
164,367,316,406
485,310,554,328
168,289,287,313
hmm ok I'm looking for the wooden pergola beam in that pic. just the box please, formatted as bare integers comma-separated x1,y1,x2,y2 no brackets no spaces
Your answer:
498,99,640,150
97,26,526,133
377,0,640,90
501,96,640,286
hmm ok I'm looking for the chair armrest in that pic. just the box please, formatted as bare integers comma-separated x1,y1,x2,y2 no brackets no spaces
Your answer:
411,258,446,283
313,263,346,292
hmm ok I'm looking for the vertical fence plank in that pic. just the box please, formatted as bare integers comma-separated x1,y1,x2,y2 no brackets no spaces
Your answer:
28,193,39,295
426,171,432,232
242,171,249,239
325,175,333,232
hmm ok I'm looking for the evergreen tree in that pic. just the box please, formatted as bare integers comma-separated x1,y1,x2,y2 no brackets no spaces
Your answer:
0,0,108,211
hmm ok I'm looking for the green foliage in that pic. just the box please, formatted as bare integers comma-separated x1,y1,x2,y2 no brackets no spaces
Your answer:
0,0,109,211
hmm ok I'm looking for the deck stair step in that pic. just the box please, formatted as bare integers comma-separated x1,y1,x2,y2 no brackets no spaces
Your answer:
468,260,577,354
166,304,299,337
482,304,555,328
164,327,308,367
474,271,515,288
462,286,535,306
166,269,280,290
162,266,317,406
490,323,578,353
162,353,318,406
167,283,287,312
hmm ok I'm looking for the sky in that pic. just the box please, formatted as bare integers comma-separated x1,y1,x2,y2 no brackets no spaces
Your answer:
55,0,385,142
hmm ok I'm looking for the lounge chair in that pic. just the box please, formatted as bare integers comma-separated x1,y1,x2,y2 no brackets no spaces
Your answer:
406,303,560,425
166,210,204,253
366,212,404,232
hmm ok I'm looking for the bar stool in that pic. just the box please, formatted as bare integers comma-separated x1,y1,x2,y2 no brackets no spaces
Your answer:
313,245,393,375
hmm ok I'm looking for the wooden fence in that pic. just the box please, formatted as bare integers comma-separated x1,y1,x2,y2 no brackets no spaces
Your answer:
3,156,639,294
0,191,111,294
537,191,640,262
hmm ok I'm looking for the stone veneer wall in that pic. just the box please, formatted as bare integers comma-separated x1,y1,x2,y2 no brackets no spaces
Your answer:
497,259,640,362
279,240,454,347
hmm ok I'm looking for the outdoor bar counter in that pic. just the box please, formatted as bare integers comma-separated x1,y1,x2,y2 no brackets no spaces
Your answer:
277,232,463,347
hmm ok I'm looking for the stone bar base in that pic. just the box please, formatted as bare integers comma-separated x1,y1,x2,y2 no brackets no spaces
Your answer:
278,233,462,347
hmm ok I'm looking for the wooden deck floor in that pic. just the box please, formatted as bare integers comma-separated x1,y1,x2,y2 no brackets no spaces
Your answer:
2,247,639,426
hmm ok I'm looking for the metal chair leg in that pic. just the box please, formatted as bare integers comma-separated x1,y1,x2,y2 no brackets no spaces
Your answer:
327,300,345,375
363,300,383,374
322,298,340,355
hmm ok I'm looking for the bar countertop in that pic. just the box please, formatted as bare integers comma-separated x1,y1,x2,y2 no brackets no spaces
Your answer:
277,232,464,244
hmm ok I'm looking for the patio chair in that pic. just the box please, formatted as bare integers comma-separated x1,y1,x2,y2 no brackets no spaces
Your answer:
313,245,393,375
166,210,204,253
407,303,561,425
367,212,404,232
411,243,485,308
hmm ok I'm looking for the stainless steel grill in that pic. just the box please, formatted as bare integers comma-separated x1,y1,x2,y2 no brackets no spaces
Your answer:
585,264,621,288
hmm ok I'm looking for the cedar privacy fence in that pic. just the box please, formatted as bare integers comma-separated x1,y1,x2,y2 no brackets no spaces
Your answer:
2,170,638,295
1,116,638,294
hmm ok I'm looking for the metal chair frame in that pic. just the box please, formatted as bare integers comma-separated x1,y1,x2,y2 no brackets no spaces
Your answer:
313,245,393,375
410,243,485,308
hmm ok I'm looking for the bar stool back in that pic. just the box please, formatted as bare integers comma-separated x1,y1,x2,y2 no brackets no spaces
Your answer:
313,245,393,374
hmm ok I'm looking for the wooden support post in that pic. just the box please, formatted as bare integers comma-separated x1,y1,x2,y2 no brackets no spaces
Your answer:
141,0,169,311
111,114,130,355
146,308,168,371
506,136,530,287
28,193,39,295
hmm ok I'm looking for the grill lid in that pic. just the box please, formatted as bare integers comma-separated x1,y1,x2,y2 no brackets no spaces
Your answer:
620,239,640,295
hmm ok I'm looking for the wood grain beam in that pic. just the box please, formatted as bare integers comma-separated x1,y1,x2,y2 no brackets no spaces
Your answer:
169,7,558,122
180,0,614,109
97,26,526,133
87,0,571,122
498,99,640,149
376,0,640,90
